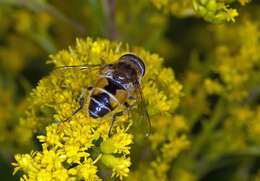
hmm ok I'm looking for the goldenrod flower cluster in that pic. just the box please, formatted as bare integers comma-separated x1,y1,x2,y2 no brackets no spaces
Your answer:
173,12,260,180
150,0,250,23
126,114,190,181
192,0,239,23
150,0,194,17
13,38,183,180
0,7,55,152
0,6,53,74
0,5,50,161
204,17,260,101
0,1,87,157
0,68,31,157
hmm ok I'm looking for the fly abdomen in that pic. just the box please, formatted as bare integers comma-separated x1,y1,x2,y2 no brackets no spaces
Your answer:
89,93,112,118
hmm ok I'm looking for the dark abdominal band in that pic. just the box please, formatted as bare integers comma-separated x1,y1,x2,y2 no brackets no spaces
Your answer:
89,78,124,118
89,93,112,118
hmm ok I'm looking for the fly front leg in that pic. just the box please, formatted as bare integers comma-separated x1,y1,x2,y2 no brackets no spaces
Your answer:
64,87,90,122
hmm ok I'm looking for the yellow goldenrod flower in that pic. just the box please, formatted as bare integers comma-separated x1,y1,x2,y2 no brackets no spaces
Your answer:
172,168,197,181
239,0,251,6
161,135,190,161
150,0,195,17
192,0,240,23
212,18,260,101
150,0,249,22
102,154,131,180
204,78,224,95
100,128,133,154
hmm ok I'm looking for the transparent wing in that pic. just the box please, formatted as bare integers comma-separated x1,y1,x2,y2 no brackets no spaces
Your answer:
133,83,151,137
55,64,112,84
55,64,110,71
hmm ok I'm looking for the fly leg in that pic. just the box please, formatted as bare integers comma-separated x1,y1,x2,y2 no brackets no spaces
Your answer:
64,87,91,122
108,102,132,137
108,112,124,137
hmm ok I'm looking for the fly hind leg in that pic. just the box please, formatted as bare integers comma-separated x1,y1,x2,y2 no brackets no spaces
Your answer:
108,111,124,137
108,102,132,137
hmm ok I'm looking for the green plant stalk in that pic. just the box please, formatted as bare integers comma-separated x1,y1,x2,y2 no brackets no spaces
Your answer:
188,98,226,176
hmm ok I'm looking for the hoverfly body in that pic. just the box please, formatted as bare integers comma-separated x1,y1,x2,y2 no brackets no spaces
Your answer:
57,53,151,137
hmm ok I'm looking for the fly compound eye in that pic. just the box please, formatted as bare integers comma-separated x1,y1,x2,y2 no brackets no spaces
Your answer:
120,53,145,76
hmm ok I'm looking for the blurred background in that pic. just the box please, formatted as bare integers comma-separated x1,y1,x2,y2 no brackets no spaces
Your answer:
0,0,260,180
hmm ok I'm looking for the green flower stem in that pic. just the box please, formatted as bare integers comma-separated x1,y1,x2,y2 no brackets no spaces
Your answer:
188,98,226,172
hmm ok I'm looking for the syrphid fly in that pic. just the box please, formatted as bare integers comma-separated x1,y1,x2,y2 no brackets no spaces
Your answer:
56,53,151,137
